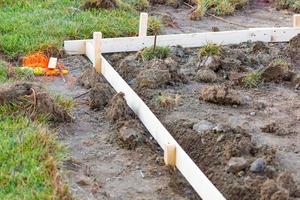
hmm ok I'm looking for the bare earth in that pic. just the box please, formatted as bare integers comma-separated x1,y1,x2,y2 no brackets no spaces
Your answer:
44,5,298,200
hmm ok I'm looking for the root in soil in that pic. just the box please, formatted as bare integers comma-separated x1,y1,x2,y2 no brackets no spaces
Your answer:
0,82,72,122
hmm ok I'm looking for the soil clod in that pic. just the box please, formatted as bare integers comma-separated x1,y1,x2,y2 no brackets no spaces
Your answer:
106,92,131,123
89,83,114,110
200,85,242,105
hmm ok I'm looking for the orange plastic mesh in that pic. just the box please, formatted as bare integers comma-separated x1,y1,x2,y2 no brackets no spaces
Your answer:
22,52,49,68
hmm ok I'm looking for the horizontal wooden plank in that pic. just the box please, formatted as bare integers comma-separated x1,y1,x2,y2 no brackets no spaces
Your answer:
100,56,226,200
65,27,300,55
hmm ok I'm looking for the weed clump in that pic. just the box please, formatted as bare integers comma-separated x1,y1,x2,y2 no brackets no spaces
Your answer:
199,43,221,57
148,17,162,35
155,93,180,108
242,70,263,88
190,0,248,20
54,94,74,111
140,46,170,61
274,0,300,12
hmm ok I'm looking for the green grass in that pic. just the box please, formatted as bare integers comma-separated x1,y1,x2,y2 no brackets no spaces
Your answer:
0,62,34,82
242,69,263,88
0,110,69,199
0,0,140,59
53,94,74,111
274,0,300,12
140,46,170,61
191,0,248,20
198,43,221,57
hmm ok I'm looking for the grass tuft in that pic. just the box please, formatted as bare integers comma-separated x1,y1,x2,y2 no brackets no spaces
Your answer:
0,61,8,83
155,93,180,108
140,46,170,61
147,17,162,35
53,94,74,111
199,43,221,57
242,69,263,88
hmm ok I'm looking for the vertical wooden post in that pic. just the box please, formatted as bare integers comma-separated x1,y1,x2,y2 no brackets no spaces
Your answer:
164,144,176,167
93,32,102,73
139,13,148,37
293,14,300,28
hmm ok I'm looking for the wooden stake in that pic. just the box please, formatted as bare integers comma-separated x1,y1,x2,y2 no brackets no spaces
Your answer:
164,144,176,167
93,32,102,73
48,57,57,69
139,13,148,37
293,15,300,28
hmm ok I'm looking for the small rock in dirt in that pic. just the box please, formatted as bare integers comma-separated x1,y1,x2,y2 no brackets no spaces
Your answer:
250,111,256,116
136,68,171,89
250,158,265,173
180,67,196,76
270,188,289,200
200,85,241,105
195,68,217,83
262,62,289,82
226,157,248,173
276,172,297,196
201,56,221,71
170,46,186,58
216,134,225,142
106,92,131,123
260,179,279,200
90,83,113,110
192,120,215,135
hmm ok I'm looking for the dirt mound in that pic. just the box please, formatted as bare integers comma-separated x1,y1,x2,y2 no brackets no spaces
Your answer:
106,92,132,123
199,85,242,105
78,67,105,89
136,68,171,89
165,119,285,200
262,62,289,82
82,0,118,10
0,82,72,122
113,119,145,150
89,83,114,110
288,34,300,67
195,68,218,83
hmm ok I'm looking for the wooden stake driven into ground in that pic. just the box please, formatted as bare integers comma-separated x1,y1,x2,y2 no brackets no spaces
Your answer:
93,32,102,73
139,12,148,37
294,14,300,28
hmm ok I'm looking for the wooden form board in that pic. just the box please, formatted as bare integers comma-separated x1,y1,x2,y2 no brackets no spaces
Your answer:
100,55,226,200
64,27,300,55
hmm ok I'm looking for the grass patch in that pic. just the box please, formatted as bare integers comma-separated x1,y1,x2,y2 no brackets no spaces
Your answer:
191,0,248,20
274,0,300,12
155,93,180,108
140,46,170,61
242,69,263,88
271,59,289,66
0,62,34,83
53,94,74,111
198,43,221,57
0,0,139,59
147,17,162,35
0,111,70,199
